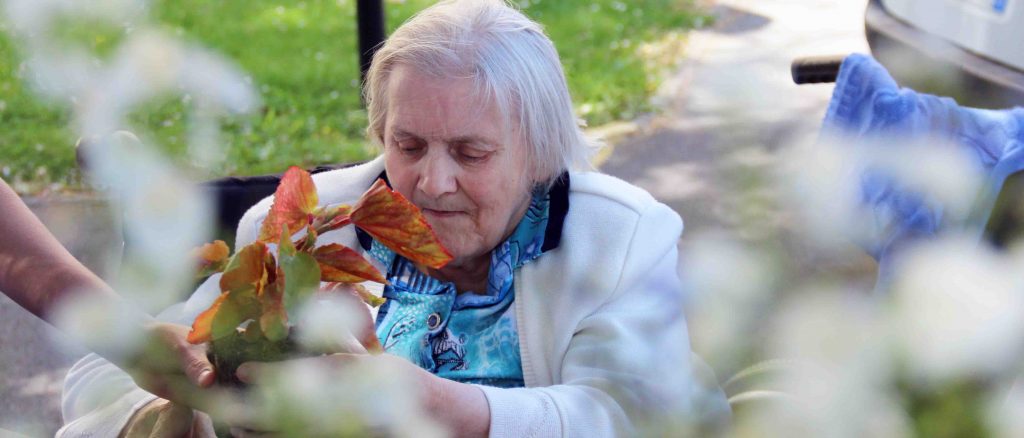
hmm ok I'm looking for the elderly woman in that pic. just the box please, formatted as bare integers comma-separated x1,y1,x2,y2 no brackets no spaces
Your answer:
61,0,695,435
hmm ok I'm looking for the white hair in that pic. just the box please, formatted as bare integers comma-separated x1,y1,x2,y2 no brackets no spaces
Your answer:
364,0,597,185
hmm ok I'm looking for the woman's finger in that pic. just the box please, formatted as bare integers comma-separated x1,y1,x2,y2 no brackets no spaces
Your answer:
192,411,218,438
121,399,195,438
234,361,265,384
141,322,215,389
349,284,384,354
323,283,383,354
179,342,215,388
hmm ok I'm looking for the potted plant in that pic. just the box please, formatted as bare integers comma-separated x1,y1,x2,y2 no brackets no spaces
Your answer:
187,166,452,385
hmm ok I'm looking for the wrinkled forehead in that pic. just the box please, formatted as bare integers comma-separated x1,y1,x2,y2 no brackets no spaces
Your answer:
385,63,516,143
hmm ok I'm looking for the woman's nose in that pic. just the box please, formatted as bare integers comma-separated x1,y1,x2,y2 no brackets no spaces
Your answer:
417,153,458,198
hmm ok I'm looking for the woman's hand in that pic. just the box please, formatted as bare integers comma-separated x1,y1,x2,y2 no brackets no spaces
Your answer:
120,398,215,438
126,322,215,407
231,353,490,438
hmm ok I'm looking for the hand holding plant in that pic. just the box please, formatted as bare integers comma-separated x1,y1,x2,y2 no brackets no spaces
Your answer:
187,166,452,385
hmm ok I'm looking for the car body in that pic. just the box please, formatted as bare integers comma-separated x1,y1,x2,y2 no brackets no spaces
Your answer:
865,0,1024,108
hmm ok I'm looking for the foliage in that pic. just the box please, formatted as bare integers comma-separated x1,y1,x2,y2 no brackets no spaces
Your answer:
0,0,707,193
186,166,451,380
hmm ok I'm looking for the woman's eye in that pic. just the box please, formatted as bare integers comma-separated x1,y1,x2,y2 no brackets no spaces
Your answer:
456,145,490,163
460,151,487,162
395,140,423,155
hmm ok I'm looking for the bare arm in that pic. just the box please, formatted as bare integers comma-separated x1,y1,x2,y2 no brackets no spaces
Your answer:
0,178,214,399
0,177,116,320
426,376,490,438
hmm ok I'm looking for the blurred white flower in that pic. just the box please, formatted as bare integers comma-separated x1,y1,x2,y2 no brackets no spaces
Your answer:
890,235,1024,382
84,131,213,310
682,231,777,373
732,289,909,437
778,135,871,249
294,294,365,353
734,382,909,438
868,138,986,226
76,29,259,138
988,376,1024,438
4,0,147,37
250,358,447,437
50,288,148,362
4,0,261,310
178,47,259,114
780,133,986,252
187,111,228,169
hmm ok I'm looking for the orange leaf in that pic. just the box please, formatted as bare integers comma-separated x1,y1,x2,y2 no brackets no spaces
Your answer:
187,292,229,344
317,204,353,234
220,242,270,296
258,166,319,242
314,243,387,284
350,179,453,269
193,240,230,277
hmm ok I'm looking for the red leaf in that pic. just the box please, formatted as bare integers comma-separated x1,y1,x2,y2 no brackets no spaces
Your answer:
187,292,228,344
258,166,319,242
313,243,387,284
350,179,453,269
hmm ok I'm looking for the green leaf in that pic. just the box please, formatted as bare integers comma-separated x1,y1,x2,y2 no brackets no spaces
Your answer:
281,252,320,318
261,311,289,342
279,228,297,257
279,228,321,317
259,280,289,342
211,288,260,340
353,283,387,308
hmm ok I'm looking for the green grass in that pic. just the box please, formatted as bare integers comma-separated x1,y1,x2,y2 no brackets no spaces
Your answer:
0,0,705,193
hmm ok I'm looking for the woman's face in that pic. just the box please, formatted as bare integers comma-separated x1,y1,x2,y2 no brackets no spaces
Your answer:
382,65,534,267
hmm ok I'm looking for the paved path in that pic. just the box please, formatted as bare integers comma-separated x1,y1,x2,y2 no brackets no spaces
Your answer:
0,1,873,435
600,0,874,278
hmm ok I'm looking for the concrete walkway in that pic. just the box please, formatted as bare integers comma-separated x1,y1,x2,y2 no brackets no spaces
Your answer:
600,0,873,276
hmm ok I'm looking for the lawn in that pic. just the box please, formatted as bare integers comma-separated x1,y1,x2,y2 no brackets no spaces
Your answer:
0,0,705,194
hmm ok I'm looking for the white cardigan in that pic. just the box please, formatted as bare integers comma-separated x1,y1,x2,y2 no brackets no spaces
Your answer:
60,158,696,437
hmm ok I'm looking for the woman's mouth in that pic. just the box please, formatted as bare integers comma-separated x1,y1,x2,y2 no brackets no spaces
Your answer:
422,208,463,219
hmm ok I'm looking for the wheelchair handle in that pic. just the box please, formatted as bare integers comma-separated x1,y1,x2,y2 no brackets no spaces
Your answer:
791,55,846,84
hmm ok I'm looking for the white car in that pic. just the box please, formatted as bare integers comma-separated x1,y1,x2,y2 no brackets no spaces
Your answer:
866,0,1024,108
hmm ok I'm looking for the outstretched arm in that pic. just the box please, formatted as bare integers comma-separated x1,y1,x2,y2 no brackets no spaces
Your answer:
0,177,113,320
0,178,214,411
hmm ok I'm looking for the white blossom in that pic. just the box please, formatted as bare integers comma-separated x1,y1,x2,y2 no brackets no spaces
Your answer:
889,235,1024,382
